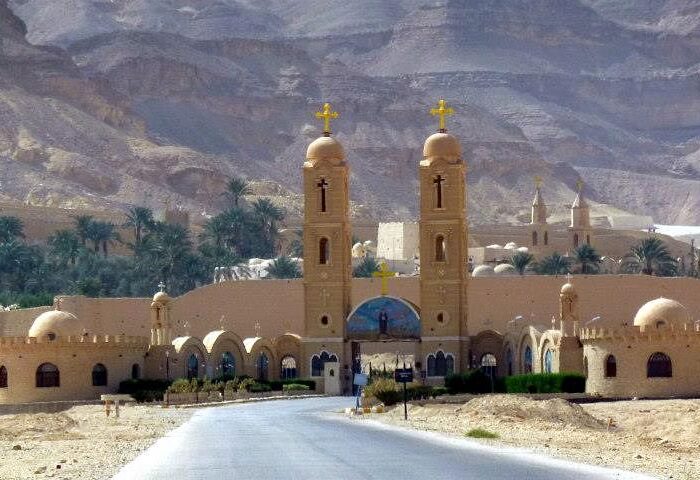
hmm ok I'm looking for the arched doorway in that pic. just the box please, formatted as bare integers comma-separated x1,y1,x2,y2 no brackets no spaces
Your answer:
280,356,297,380
186,354,199,379
221,352,236,377
257,352,270,381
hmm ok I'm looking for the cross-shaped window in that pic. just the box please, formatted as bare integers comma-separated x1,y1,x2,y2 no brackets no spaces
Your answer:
433,175,445,209
317,178,329,212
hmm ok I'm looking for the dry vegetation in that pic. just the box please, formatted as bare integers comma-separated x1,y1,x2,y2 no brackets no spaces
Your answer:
0,404,192,480
376,395,700,480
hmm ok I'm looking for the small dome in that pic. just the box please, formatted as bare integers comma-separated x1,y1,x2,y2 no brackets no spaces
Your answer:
504,242,518,249
153,291,170,304
494,264,516,275
516,247,529,253
306,136,345,162
560,283,576,295
472,265,495,277
486,244,503,249
633,298,690,329
29,310,82,339
423,132,461,158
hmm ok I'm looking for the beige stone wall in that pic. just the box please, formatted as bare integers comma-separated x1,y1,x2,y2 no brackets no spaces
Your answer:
0,336,147,403
0,306,51,337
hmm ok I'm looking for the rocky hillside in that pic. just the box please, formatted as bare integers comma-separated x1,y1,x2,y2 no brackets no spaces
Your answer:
3,0,700,225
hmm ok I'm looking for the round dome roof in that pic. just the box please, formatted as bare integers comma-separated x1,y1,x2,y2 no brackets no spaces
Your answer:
306,136,345,161
28,310,82,339
472,265,495,277
423,132,461,158
504,242,518,249
494,264,516,275
633,298,689,328
153,291,170,304
560,283,576,294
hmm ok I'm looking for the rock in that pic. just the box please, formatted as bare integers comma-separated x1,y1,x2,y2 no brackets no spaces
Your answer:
34,466,46,474
11,445,21,450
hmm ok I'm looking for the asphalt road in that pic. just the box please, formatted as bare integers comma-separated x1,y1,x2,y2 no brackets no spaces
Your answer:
113,397,655,480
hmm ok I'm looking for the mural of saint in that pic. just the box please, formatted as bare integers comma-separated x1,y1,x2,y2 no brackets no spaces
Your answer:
378,310,389,335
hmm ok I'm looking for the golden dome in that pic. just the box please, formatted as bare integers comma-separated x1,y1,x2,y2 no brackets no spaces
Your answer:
560,283,576,295
306,136,345,162
153,291,170,304
423,132,461,158
633,298,689,328
28,310,81,339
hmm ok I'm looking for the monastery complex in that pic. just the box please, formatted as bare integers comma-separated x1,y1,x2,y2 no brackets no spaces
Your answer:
1,102,700,404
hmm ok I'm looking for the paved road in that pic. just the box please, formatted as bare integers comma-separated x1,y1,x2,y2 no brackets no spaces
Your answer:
114,397,655,480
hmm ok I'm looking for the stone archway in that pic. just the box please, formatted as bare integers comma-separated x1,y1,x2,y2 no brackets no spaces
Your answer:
470,330,504,375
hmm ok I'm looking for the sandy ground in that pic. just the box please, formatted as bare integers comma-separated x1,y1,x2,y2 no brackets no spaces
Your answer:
0,404,192,480
371,395,699,480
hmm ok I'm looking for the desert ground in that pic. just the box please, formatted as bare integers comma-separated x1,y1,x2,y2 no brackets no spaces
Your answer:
374,395,699,480
0,404,192,480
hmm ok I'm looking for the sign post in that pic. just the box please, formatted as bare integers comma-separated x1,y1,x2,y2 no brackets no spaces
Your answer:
353,373,368,412
394,362,413,420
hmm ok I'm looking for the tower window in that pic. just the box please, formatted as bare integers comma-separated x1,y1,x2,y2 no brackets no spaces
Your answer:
433,175,445,209
317,178,329,213
319,238,330,265
435,235,446,262
544,231,549,246
586,235,591,245
573,233,579,248
605,355,616,378
647,352,672,378
532,231,538,246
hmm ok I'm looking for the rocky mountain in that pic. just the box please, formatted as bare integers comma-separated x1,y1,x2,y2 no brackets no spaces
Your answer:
3,0,700,225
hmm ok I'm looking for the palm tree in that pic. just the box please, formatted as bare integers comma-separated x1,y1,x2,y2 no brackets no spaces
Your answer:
225,177,250,207
353,257,380,278
202,215,231,248
0,216,24,243
48,229,81,266
123,206,154,244
253,198,285,256
89,221,120,256
573,244,602,274
623,237,677,276
73,215,94,246
267,256,301,279
509,251,534,275
536,252,572,276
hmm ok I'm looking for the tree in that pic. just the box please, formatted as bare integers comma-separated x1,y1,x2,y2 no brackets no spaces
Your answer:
623,237,677,276
124,206,154,244
48,230,82,266
73,215,94,246
0,216,24,243
509,251,534,275
573,244,601,274
88,221,120,256
252,199,284,257
202,215,231,249
535,252,572,276
225,177,250,207
267,256,301,279
353,257,380,278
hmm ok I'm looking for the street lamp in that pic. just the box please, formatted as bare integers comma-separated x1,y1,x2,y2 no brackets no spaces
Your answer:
165,350,170,381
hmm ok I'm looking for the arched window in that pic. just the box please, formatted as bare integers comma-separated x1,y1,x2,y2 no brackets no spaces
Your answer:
281,356,297,380
427,351,454,377
187,353,199,379
131,363,141,380
543,350,553,374
36,363,60,388
257,352,269,381
544,231,549,246
92,363,108,386
573,233,579,248
0,366,6,388
311,351,338,377
605,355,617,378
481,353,497,378
317,178,328,213
647,352,672,378
523,346,533,374
221,352,235,377
532,231,538,246
319,238,329,265
586,235,591,245
506,349,513,376
435,235,446,262
434,175,445,208
583,356,588,378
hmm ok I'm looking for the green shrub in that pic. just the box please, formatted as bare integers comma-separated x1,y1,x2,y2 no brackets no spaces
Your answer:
431,386,449,397
283,383,310,392
466,428,499,439
249,382,272,393
445,370,498,394
238,378,256,392
200,377,221,393
504,373,585,394
267,379,316,391
167,378,194,394
118,379,171,402
364,378,400,406
224,379,239,392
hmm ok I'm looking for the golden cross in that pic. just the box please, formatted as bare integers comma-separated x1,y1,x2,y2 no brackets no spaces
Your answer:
534,176,543,189
372,261,396,296
576,179,584,192
430,99,454,133
315,102,339,136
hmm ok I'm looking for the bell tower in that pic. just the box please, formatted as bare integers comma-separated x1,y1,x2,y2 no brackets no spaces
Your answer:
530,176,550,252
419,100,469,375
568,180,593,252
301,103,351,387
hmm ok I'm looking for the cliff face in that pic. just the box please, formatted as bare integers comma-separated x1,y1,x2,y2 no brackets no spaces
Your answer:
3,0,700,225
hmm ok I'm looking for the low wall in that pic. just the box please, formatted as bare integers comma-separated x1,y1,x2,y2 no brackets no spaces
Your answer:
164,390,312,405
0,399,101,415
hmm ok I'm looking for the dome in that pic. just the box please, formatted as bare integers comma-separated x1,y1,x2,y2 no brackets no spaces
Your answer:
504,242,518,249
28,310,82,339
494,264,516,275
516,247,529,253
423,132,461,158
560,283,576,295
633,298,690,329
153,291,170,304
306,136,345,162
472,265,495,277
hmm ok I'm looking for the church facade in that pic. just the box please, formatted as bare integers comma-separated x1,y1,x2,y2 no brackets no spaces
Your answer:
1,102,700,404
